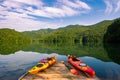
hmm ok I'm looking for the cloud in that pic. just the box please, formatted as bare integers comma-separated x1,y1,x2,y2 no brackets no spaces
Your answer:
104,0,120,14
43,6,78,18
2,0,23,9
2,0,43,9
13,0,43,8
0,0,91,31
58,0,91,10
115,0,120,13
0,11,58,31
0,0,91,18
27,0,91,18
26,6,78,18
76,0,91,10
104,0,113,14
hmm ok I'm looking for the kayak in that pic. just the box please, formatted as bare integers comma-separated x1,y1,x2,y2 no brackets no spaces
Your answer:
68,55,95,77
28,56,56,74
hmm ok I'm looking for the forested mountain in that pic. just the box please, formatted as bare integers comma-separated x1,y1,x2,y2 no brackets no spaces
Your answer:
104,18,120,43
0,28,31,54
44,26,89,43
1,18,119,44
0,18,120,54
81,20,113,43
23,28,54,39
22,18,115,43
0,28,31,44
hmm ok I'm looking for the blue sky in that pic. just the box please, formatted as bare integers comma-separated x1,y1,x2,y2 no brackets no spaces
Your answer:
0,0,120,31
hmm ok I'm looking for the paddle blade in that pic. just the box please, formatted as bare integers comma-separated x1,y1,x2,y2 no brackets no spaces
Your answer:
70,69,79,75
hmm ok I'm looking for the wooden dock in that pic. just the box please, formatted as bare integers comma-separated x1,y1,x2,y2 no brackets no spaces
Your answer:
19,61,99,80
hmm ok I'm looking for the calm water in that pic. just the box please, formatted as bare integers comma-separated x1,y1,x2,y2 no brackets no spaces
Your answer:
0,43,120,80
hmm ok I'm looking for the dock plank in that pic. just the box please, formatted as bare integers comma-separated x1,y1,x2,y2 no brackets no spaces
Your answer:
19,61,99,80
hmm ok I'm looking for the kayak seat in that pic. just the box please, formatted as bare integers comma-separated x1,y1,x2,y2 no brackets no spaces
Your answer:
79,63,87,67
47,58,53,60
36,64,43,67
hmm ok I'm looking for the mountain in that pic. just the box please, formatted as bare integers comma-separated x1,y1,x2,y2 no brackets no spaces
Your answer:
22,17,120,43
0,28,30,44
104,18,120,43
0,28,31,54
23,28,54,39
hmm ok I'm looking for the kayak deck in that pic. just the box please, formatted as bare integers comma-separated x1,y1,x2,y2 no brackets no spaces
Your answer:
19,61,99,80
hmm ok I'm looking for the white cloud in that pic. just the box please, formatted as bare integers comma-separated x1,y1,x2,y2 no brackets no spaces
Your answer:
61,5,78,16
29,8,54,18
1,0,91,18
0,6,8,19
0,11,58,31
13,0,43,8
44,7,65,17
58,0,91,10
0,0,91,31
2,0,43,9
26,6,78,18
104,0,113,14
24,5,78,18
76,0,91,10
43,6,78,18
26,0,91,18
115,0,120,13
58,0,79,8
2,0,23,9
104,0,120,14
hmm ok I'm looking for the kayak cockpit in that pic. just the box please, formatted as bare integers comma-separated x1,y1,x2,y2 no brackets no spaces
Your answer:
72,57,80,61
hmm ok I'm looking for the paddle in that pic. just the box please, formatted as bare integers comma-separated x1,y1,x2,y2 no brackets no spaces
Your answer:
18,72,28,80
63,61,79,75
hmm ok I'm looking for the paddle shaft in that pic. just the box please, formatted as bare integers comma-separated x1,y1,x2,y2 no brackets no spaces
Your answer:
18,72,28,80
64,62,79,75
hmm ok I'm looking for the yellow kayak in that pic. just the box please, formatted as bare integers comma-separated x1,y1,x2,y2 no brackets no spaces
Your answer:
28,56,56,74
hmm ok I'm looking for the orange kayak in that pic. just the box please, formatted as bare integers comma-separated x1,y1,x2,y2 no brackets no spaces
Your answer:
68,55,95,77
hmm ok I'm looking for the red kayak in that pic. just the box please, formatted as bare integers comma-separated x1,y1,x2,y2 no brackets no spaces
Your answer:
68,55,95,77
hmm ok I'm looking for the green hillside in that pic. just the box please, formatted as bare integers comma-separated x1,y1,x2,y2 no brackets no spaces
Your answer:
0,28,31,44
104,18,120,43
82,20,113,43
44,26,89,43
22,18,120,44
23,28,54,39
0,18,120,55
0,28,31,54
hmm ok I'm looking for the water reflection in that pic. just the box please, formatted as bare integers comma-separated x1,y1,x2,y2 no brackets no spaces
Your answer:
0,51,66,80
81,57,120,80
1,42,120,64
0,51,120,80
0,42,120,80
104,43,120,64
23,43,112,62
0,42,29,55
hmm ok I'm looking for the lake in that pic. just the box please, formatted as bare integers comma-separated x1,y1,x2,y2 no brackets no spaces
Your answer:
0,43,120,80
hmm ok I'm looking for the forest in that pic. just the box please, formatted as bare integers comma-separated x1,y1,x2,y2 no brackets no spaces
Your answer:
0,17,120,57
0,17,120,46
0,28,31,54
0,28,31,44
23,18,120,44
